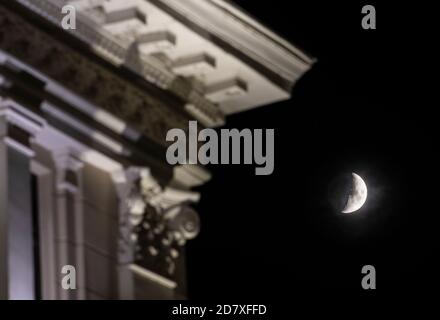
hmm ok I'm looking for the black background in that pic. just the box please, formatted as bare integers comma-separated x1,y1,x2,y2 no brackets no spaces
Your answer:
188,1,439,299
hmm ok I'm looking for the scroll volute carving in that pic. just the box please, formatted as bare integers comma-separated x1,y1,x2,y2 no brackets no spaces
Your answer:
127,169,200,279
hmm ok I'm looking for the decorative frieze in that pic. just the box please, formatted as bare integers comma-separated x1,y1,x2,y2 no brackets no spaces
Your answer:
0,4,219,146
11,0,226,127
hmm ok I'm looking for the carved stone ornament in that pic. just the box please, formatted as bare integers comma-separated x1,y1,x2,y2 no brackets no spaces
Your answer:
126,168,200,278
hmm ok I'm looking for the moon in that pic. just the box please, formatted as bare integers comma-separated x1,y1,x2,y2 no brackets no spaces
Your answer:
342,173,368,214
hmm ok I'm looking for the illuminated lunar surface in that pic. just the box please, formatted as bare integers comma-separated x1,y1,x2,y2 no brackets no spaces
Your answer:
342,173,368,214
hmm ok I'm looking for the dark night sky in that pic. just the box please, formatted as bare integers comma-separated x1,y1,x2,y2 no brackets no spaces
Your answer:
188,1,439,299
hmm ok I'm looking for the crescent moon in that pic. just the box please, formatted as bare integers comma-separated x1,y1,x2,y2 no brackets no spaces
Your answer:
342,173,368,214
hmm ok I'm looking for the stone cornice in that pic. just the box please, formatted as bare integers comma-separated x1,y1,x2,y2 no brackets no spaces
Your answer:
151,0,315,90
14,0,225,127
11,0,314,120
0,3,197,146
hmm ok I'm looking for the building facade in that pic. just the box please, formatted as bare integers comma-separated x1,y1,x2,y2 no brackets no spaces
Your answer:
0,0,312,299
